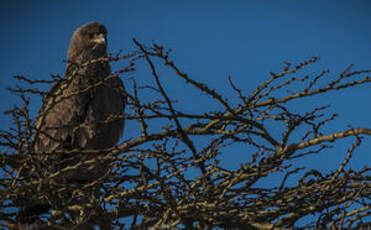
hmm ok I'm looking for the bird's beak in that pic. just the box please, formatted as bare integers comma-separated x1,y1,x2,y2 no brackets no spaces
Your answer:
92,33,106,44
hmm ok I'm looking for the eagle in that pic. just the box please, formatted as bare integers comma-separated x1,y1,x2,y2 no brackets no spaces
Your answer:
18,22,125,223
34,22,125,182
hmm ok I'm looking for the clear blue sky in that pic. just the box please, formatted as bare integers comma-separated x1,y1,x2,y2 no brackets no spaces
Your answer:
0,0,370,219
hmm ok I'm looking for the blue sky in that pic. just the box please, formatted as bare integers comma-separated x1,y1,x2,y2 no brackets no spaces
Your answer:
0,0,370,224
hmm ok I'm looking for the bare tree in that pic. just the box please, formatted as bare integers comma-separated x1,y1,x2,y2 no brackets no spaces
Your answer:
0,40,370,229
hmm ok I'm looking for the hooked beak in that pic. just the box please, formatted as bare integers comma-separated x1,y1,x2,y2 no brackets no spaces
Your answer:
92,33,106,44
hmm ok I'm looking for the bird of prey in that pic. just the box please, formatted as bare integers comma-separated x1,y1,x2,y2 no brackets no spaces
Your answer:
34,22,125,183
18,22,126,223
18,22,126,224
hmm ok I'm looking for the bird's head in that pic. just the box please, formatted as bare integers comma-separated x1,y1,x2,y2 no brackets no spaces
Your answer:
67,22,108,62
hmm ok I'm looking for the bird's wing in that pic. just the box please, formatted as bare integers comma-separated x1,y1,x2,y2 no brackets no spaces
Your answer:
34,63,92,153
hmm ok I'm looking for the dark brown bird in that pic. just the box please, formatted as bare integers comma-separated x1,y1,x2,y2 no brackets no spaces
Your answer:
34,22,125,182
18,22,125,223
37,22,125,154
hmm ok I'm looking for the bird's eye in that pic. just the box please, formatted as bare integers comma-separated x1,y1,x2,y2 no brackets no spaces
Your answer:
89,33,95,39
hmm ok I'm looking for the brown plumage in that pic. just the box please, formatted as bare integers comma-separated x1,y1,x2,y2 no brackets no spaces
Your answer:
34,22,125,183
18,22,125,224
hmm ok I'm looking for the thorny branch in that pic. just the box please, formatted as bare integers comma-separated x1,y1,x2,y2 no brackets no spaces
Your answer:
0,40,370,229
